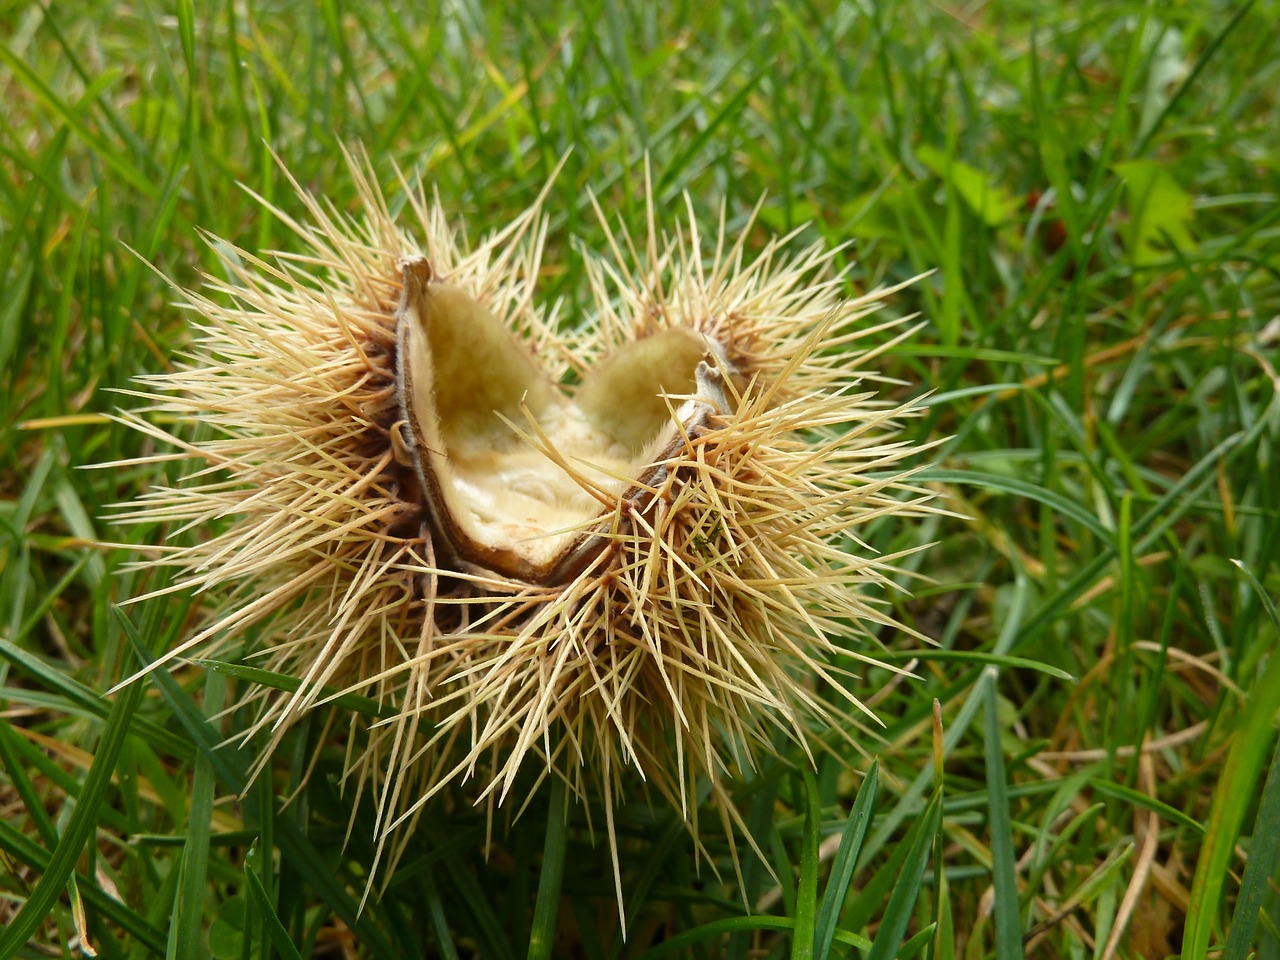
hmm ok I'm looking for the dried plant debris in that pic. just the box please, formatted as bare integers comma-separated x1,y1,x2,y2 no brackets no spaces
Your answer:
109,152,939,905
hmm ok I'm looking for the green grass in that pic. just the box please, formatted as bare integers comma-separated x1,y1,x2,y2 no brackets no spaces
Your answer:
2,1,1279,958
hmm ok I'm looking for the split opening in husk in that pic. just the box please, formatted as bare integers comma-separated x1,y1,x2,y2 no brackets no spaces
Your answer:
395,254,735,584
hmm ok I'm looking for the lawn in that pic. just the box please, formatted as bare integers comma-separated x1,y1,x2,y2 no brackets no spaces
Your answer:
2,1,1279,958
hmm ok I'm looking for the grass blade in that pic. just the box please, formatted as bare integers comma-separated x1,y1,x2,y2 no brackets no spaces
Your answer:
983,675,1023,957
244,843,305,960
423,865,462,960
873,649,1073,681
914,468,1113,543
791,769,821,960
814,761,878,960
527,776,568,960
1182,624,1280,958
0,665,144,956
190,657,398,720
636,916,871,959
438,841,517,960
865,790,943,960
1223,732,1280,959
167,671,223,960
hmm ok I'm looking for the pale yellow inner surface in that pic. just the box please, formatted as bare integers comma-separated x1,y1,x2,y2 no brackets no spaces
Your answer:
413,284,709,570
445,406,638,567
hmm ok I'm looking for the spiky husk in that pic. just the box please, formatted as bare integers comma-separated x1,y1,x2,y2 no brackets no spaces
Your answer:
112,155,935,900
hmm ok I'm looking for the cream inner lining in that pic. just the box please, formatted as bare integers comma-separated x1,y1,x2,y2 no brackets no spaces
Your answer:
399,278,717,573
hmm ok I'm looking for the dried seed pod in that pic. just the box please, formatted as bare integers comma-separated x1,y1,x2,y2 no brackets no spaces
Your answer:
112,154,937,904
